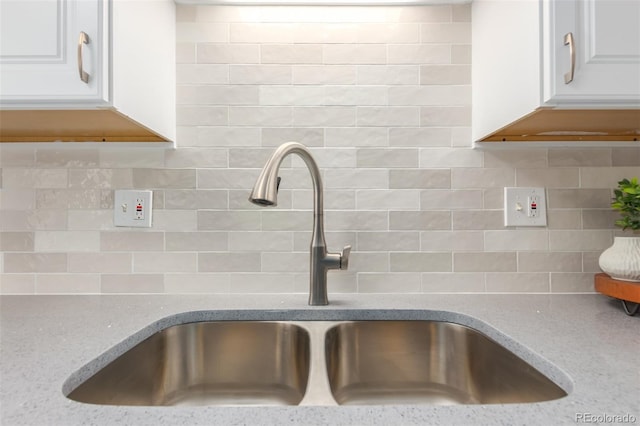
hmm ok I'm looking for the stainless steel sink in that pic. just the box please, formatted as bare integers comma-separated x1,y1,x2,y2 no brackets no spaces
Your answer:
325,321,567,405
64,315,569,407
66,322,310,406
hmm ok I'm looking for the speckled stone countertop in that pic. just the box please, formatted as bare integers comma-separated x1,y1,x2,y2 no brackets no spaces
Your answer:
1,294,638,426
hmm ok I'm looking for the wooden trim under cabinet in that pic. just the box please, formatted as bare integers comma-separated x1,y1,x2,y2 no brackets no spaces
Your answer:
0,109,169,143
479,109,640,142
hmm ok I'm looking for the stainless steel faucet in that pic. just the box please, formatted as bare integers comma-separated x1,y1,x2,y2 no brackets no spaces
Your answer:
249,142,351,306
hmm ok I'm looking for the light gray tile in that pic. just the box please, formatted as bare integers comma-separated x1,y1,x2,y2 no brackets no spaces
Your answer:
133,253,197,273
68,169,132,189
0,274,35,294
549,230,613,251
164,190,228,210
547,209,582,229
68,253,132,273
228,231,293,252
516,168,579,188
358,273,421,293
390,211,451,230
36,274,100,294
548,148,612,167
325,211,388,231
420,65,470,85
261,252,309,273
484,150,547,168
612,148,640,166
485,273,549,293
454,252,517,272
357,149,418,168
101,274,164,293
421,273,485,293
262,128,324,147
199,252,261,272
293,107,356,127
348,252,389,273
0,232,34,251
580,167,640,188
197,43,260,64
550,273,596,293
390,252,452,272
132,169,196,189
451,168,515,188
388,128,451,147
2,169,67,188
35,149,99,167
484,230,548,251
420,189,483,210
260,86,325,106
35,231,99,252
356,190,420,210
547,189,612,209
165,231,228,251
261,44,323,64
518,252,582,273
388,44,450,65
229,65,292,85
452,210,503,230
198,211,261,231
421,23,470,43
100,232,164,251
177,64,229,84
324,44,386,64
197,169,259,189
99,149,165,168
3,253,67,273
421,106,470,126
357,65,419,85
165,148,228,168
582,209,618,229
389,169,450,189
261,211,312,231
358,231,420,251
165,273,230,293
230,273,295,293
324,127,388,147
421,231,483,252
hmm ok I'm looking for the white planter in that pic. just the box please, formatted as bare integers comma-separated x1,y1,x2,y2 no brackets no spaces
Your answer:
598,237,640,282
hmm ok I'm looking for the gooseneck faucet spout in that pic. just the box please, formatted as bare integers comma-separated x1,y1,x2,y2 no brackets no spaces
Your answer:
249,142,351,306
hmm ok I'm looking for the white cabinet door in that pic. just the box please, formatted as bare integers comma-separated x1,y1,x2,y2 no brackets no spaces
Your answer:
0,0,106,104
546,0,640,104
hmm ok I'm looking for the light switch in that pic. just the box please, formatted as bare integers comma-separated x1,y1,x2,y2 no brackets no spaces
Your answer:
504,187,547,227
114,190,153,228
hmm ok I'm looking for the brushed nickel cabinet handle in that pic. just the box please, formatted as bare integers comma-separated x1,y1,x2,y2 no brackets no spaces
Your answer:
563,32,575,84
77,31,90,84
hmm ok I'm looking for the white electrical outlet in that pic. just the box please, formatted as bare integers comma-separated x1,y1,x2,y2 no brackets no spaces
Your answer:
114,190,153,228
504,187,547,227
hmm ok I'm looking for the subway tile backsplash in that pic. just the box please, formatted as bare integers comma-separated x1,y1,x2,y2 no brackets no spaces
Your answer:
1,4,638,295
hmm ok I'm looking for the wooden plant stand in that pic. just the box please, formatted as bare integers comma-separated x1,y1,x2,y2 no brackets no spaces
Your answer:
594,273,640,316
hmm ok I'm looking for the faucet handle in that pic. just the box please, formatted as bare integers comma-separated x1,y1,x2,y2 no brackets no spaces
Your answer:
340,245,352,270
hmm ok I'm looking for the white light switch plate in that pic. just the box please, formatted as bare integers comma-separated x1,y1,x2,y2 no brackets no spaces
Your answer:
114,190,153,228
504,187,547,227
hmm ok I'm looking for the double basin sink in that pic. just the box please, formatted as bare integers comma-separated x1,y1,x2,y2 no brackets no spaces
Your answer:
64,312,570,407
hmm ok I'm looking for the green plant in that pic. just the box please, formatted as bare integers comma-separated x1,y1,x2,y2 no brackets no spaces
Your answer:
611,177,640,231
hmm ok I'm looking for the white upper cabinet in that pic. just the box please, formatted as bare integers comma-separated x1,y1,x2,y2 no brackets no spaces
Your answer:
545,0,640,104
472,0,640,144
0,0,105,103
0,0,175,143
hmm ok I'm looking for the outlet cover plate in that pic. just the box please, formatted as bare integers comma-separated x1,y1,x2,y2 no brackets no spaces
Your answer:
504,187,547,227
114,190,153,228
